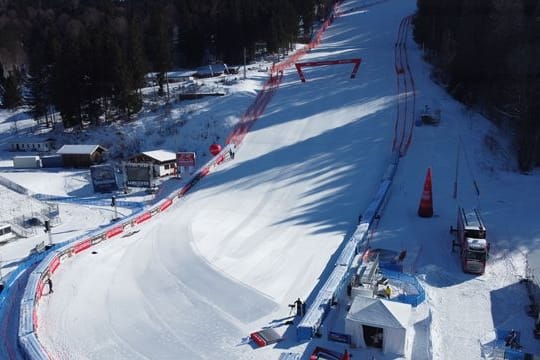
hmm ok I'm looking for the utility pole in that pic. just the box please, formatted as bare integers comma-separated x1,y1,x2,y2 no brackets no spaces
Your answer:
243,47,247,80
44,219,52,247
0,253,3,289
453,141,459,199
111,196,118,221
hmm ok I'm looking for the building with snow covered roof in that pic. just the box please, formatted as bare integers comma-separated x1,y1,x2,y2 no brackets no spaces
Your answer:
56,144,107,168
128,150,177,177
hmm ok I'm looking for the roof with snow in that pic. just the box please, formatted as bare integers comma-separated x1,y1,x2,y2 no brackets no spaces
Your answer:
140,150,177,162
346,296,411,329
195,63,229,76
56,145,107,155
10,137,56,144
145,70,197,79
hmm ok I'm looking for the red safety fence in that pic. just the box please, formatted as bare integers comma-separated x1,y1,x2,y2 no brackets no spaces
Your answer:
73,239,92,254
226,1,344,147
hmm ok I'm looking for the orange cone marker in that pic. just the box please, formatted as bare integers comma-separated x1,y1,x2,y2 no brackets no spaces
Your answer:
418,167,433,217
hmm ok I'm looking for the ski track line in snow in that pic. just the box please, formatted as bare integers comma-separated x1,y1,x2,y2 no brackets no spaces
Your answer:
137,221,271,359
91,231,194,359
393,14,416,157
181,220,279,321
90,245,152,360
213,177,277,256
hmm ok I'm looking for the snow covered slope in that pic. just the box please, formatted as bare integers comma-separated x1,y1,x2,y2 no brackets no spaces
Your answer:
29,0,540,359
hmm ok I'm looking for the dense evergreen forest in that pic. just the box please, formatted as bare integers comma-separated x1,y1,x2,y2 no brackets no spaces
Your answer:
0,0,334,128
3,0,540,170
414,0,540,171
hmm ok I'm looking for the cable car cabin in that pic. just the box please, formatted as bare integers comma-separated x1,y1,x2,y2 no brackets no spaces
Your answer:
452,208,489,274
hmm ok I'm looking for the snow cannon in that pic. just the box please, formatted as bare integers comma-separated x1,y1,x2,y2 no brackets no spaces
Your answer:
209,143,222,156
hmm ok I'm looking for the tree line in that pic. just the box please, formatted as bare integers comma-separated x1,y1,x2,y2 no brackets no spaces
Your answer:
413,0,540,171
0,0,336,128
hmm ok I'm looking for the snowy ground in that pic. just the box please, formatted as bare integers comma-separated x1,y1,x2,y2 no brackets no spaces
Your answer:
1,0,540,359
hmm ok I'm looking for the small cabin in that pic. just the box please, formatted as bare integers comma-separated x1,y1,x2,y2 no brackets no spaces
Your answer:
56,144,107,168
13,155,41,168
128,150,177,177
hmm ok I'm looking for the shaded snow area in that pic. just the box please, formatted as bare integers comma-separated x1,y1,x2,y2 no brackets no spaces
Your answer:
1,0,540,359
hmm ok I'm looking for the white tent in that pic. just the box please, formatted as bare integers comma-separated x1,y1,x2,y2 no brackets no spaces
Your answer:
345,296,411,355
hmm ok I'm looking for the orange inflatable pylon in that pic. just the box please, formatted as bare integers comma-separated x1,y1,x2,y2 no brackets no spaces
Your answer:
342,349,350,360
418,167,433,217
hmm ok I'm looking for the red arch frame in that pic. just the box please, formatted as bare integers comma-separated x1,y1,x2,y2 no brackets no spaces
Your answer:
294,58,362,82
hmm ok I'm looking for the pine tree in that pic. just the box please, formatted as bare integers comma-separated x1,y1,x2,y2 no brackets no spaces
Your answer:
0,70,23,109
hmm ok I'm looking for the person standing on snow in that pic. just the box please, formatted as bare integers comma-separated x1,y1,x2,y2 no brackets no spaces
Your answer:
294,298,304,317
46,278,53,294
384,285,392,299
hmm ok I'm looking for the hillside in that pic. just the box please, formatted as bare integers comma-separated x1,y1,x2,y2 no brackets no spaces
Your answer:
1,0,540,359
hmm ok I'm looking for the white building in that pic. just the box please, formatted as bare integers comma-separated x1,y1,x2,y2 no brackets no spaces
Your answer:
128,150,177,177
10,137,56,153
345,296,411,355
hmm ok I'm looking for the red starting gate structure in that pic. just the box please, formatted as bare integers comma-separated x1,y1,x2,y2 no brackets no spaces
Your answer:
294,58,362,82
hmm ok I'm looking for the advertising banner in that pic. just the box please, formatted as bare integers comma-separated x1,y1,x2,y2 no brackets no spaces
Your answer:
106,226,123,239
176,152,196,167
73,239,92,254
90,164,118,193
49,256,60,274
125,163,153,187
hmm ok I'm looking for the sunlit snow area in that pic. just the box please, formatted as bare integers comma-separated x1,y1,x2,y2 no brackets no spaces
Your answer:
1,0,540,359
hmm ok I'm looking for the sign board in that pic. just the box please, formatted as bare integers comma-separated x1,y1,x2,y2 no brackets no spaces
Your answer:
125,162,153,187
176,152,196,167
327,331,351,344
90,164,118,193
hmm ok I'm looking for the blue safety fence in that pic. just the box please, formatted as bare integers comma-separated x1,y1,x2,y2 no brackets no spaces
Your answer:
33,193,143,209
495,329,526,360
380,269,425,307
297,153,401,340
0,239,75,312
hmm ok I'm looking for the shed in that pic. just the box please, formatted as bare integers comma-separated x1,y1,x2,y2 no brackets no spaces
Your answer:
128,150,177,177
56,144,107,168
41,155,63,168
9,137,56,153
345,296,411,355
13,155,41,168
